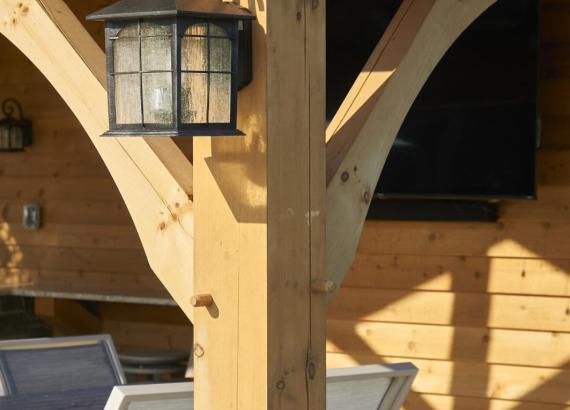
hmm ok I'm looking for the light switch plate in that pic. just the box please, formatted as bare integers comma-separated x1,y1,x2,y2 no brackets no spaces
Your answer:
23,204,41,230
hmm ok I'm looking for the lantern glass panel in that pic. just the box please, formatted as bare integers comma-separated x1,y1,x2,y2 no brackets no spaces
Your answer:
111,20,174,127
209,22,228,37
180,22,234,126
209,73,232,123
143,73,173,124
114,25,139,73
141,21,170,36
186,22,208,36
142,36,172,71
210,38,232,72
181,36,208,71
181,73,208,123
0,126,9,150
115,74,142,124
10,126,23,149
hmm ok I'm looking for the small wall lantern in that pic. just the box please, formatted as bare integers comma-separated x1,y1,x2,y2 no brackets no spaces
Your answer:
88,0,255,137
0,99,32,152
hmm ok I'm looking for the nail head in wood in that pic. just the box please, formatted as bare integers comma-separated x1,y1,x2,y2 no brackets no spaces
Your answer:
311,280,337,294
191,294,213,307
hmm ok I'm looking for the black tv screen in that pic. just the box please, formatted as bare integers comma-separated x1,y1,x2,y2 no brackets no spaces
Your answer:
327,0,538,200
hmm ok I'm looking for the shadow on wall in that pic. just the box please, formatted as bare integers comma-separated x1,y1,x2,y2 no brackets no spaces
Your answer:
327,222,570,410
325,1,570,409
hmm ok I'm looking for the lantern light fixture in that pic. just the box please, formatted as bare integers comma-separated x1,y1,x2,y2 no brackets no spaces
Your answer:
87,0,255,137
0,98,33,152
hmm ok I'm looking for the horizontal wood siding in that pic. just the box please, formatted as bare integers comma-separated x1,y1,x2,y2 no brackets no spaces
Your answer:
0,0,194,297
0,0,193,350
2,1,570,407
327,2,570,408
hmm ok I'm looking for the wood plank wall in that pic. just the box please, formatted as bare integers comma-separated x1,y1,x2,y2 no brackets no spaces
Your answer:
2,0,570,407
327,1,570,409
0,0,194,296
0,0,193,348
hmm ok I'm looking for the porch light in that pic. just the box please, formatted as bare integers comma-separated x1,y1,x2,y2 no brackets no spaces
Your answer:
0,99,32,152
87,0,255,137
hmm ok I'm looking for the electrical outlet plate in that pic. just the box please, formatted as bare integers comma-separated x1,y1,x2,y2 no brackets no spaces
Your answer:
22,204,41,230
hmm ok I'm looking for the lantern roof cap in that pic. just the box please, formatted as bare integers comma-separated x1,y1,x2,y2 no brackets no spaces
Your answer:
87,0,255,21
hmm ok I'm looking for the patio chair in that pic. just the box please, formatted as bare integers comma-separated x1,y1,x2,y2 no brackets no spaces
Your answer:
104,381,193,410
327,363,418,410
0,334,125,397
104,362,417,409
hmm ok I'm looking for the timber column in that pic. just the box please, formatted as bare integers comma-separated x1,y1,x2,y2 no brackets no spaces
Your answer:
193,0,326,409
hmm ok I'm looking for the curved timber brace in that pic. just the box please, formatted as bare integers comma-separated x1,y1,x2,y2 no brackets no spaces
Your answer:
0,0,196,320
324,0,495,303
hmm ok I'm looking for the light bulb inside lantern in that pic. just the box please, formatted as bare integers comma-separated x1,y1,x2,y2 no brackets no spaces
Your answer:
151,87,171,122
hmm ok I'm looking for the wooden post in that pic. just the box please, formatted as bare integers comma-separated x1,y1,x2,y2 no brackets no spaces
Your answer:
193,0,326,408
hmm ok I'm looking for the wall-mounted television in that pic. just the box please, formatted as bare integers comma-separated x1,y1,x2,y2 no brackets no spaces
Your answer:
327,0,538,202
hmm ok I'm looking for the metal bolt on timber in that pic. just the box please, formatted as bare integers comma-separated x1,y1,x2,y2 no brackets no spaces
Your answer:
311,280,337,294
191,294,214,307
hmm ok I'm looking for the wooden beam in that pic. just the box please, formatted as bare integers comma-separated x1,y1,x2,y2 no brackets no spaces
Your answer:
324,0,495,302
0,0,195,321
192,0,326,408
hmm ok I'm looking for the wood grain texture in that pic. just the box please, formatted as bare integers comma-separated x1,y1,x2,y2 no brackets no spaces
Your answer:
404,393,570,410
0,0,195,320
344,253,570,296
328,353,570,405
193,0,326,408
330,288,570,332
327,319,570,368
324,0,496,303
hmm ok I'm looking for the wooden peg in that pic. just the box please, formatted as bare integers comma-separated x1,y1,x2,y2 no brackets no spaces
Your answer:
311,280,337,294
191,294,213,307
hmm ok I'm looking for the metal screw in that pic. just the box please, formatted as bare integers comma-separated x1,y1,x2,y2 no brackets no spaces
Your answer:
311,280,337,294
194,343,205,358
276,380,286,390
311,0,319,9
296,11,302,21
341,171,349,183
363,190,371,204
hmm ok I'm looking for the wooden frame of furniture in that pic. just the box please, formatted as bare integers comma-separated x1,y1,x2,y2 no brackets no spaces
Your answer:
105,381,194,410
326,363,418,410
104,363,417,409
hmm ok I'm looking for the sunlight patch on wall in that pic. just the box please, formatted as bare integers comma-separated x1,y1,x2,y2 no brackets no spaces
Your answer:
0,221,27,286
487,238,541,259
487,257,570,296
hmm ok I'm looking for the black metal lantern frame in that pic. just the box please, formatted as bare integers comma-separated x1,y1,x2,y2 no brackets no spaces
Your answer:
88,0,255,137
0,99,33,152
